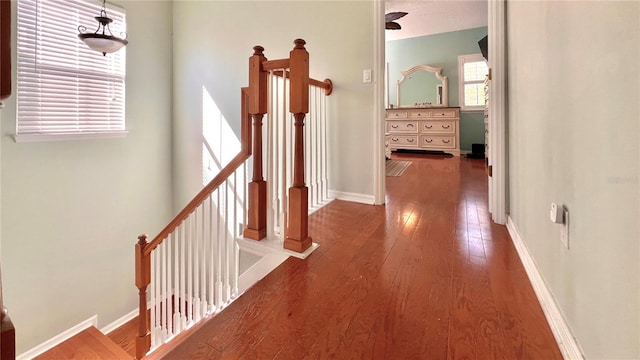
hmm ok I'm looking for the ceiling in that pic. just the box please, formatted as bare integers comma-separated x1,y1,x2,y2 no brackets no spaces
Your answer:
385,0,488,41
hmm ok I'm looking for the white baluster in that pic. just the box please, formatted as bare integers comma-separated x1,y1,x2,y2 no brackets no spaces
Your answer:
266,71,276,239
322,91,329,201
200,203,208,316
186,216,193,326
232,170,239,297
306,88,313,209
314,87,322,206
224,179,231,303
215,189,223,308
161,241,167,341
173,231,181,334
179,223,186,330
194,208,201,322
208,194,215,313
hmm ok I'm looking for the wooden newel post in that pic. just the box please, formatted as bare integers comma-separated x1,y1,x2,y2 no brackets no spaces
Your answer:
285,39,312,253
135,234,151,359
244,45,268,240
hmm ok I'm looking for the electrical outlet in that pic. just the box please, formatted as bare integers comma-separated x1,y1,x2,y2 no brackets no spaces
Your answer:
560,208,569,249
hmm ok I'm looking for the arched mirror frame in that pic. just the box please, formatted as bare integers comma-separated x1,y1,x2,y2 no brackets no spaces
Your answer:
396,64,448,108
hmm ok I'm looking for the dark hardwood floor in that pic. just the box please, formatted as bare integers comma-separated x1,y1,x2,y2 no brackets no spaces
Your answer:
160,152,562,359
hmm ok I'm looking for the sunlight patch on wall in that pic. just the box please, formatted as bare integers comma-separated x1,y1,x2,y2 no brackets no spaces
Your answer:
202,86,240,185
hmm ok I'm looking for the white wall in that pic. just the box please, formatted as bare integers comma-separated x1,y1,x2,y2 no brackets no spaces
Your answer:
0,0,174,353
172,0,376,209
507,1,639,358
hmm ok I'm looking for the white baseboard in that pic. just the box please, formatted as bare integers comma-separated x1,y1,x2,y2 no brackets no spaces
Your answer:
100,308,138,335
17,315,98,360
328,190,375,205
506,216,584,360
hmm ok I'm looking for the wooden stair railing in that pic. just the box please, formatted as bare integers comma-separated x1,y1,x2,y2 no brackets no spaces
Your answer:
135,39,332,359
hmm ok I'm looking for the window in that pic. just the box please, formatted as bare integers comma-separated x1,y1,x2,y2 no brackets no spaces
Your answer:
457,53,488,111
16,0,126,141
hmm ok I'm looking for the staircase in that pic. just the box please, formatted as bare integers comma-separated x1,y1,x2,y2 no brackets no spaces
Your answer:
28,39,333,360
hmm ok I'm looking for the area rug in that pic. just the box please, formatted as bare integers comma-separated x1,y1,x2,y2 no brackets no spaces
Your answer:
385,160,412,176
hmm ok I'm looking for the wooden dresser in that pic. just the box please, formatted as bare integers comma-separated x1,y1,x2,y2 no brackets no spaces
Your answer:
385,107,460,156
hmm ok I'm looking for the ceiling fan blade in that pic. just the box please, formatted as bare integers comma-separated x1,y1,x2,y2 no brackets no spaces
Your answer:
385,12,408,22
386,22,402,30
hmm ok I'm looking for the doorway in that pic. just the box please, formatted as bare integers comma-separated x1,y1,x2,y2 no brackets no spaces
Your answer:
375,0,506,225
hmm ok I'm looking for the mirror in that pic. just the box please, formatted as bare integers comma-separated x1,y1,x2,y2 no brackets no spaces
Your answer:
396,64,448,108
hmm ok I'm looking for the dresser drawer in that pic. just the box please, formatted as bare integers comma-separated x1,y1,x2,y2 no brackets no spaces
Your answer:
387,121,418,133
389,135,418,147
420,120,456,134
420,135,456,149
408,110,431,119
386,110,408,119
431,109,458,118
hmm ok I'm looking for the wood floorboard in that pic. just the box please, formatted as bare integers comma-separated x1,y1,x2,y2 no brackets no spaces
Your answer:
162,153,563,359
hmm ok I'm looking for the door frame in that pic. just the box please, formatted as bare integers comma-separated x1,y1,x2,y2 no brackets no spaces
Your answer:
373,0,508,225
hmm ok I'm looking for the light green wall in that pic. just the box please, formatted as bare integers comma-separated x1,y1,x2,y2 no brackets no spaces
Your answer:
507,1,639,358
386,27,487,152
172,0,376,208
0,0,174,353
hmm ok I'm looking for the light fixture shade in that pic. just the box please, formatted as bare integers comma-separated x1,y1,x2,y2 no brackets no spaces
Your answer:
78,34,127,55
78,0,128,56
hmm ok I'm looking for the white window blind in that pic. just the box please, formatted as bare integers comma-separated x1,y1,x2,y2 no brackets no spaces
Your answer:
16,0,126,141
457,53,488,111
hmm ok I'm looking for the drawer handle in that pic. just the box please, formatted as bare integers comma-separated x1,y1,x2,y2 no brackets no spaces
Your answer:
443,139,450,144
440,113,446,116
407,124,415,128
425,139,433,143
391,125,399,128
407,138,414,143
425,124,433,129
392,138,399,142
395,113,400,117
442,125,450,129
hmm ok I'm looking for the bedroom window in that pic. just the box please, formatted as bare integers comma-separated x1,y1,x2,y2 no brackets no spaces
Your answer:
457,53,488,111
16,0,127,142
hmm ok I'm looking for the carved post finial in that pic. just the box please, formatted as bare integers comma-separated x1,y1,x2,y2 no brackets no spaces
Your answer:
253,45,264,56
293,39,306,50
137,234,147,245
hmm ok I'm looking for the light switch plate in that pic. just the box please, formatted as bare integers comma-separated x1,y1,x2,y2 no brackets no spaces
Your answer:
363,69,372,83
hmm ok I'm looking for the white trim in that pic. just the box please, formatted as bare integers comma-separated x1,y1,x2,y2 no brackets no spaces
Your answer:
457,53,487,112
506,217,585,360
14,131,128,143
487,0,507,224
17,315,98,360
238,252,289,294
329,190,375,205
100,308,138,335
373,0,386,205
237,237,318,260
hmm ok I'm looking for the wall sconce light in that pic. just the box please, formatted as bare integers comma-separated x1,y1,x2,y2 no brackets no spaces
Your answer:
77,0,128,56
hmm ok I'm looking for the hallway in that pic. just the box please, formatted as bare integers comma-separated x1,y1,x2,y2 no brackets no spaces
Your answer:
162,153,562,359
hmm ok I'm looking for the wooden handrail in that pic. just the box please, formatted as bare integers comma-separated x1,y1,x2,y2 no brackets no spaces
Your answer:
271,70,333,96
262,58,290,71
142,87,251,257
